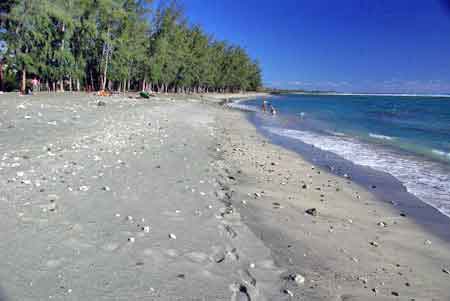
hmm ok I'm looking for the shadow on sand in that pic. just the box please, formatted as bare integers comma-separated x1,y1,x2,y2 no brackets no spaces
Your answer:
0,286,7,301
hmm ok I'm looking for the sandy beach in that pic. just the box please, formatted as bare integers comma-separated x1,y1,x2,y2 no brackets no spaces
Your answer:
0,92,449,300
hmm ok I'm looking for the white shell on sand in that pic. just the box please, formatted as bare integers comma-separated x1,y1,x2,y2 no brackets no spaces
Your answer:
294,274,305,285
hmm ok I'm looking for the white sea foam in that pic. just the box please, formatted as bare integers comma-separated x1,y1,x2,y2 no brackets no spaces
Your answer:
324,130,346,137
263,126,450,218
369,133,395,141
432,149,450,159
226,102,259,112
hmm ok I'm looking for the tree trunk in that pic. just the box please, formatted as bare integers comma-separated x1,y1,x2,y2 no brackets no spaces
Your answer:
101,35,110,91
76,79,80,91
90,70,94,91
21,68,26,94
60,22,66,93
102,54,108,91
69,77,72,91
0,62,3,91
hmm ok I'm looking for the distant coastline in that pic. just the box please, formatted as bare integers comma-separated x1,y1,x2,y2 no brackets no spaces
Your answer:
267,89,450,98
290,91,450,98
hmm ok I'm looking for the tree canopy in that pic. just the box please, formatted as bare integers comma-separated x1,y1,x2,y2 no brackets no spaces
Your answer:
0,0,262,93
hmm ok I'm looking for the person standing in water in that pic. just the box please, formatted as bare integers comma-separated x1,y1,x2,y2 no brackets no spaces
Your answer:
261,98,267,112
269,104,277,115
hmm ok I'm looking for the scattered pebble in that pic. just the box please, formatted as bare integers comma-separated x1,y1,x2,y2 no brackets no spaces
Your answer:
169,233,177,240
305,208,317,216
291,273,305,285
272,202,282,209
377,221,387,227
128,237,135,243
370,241,379,247
283,288,294,297
79,186,89,192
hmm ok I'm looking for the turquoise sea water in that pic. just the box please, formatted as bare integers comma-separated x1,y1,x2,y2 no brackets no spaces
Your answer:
232,94,450,218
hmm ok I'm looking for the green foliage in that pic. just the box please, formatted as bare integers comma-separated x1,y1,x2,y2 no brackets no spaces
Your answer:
1,0,262,92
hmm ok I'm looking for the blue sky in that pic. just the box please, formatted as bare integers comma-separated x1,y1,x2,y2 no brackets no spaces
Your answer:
177,0,450,93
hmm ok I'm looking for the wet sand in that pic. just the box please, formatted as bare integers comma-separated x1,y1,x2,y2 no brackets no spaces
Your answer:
0,92,449,300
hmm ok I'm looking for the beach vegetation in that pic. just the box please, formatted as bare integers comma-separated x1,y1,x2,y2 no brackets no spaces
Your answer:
0,0,262,93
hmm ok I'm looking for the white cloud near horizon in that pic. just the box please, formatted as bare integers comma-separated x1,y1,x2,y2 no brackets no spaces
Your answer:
265,79,450,94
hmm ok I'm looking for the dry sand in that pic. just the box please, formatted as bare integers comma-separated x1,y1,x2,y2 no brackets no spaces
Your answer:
0,92,449,300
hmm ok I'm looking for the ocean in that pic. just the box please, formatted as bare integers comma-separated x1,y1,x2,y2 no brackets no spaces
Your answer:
230,94,450,219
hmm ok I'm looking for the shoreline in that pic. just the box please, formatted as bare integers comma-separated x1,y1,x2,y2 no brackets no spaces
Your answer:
249,114,450,241
0,92,449,300
215,104,450,299
226,96,450,236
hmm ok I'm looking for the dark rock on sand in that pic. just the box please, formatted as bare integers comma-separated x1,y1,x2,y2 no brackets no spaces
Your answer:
305,208,317,216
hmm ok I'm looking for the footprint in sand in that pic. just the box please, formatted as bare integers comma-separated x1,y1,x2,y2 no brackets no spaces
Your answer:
185,251,209,263
165,249,179,257
239,269,257,287
255,259,276,270
230,283,257,301
63,238,94,253
226,247,240,262
102,242,119,252
223,224,238,238
46,258,64,268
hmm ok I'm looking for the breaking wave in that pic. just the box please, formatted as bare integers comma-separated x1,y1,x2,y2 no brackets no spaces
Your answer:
263,126,450,218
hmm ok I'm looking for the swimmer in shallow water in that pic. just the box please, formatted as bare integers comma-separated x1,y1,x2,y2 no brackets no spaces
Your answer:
269,104,277,115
